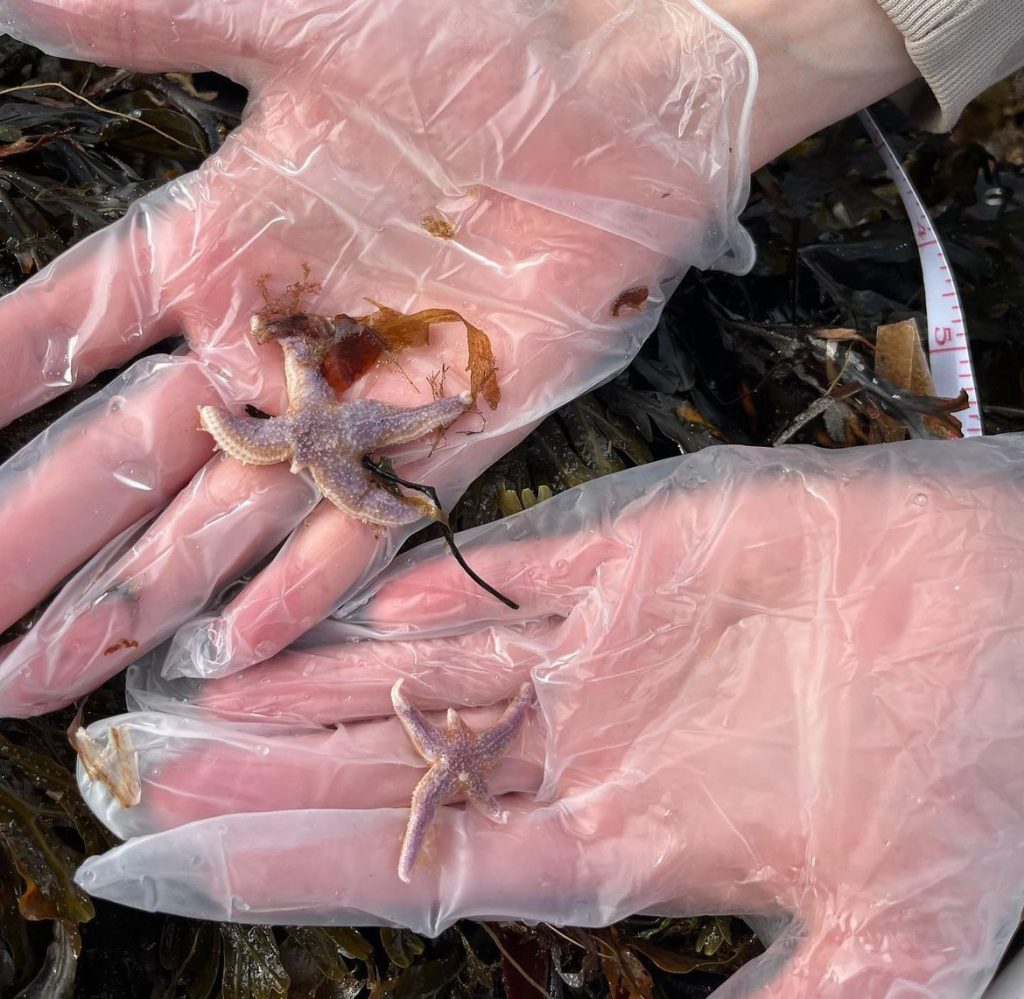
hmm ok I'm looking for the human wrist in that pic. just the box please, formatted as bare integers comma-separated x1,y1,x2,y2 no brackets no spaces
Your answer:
704,0,919,168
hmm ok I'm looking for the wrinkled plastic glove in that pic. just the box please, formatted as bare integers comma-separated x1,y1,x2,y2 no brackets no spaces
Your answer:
75,433,1024,998
0,0,756,716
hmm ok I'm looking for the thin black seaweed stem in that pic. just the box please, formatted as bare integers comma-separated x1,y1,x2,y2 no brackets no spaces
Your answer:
362,456,519,610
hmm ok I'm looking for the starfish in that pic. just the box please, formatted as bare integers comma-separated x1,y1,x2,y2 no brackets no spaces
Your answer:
198,314,471,526
392,679,534,883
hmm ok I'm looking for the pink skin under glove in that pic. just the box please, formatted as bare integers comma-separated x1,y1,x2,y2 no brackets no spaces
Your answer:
76,434,1024,997
0,0,762,715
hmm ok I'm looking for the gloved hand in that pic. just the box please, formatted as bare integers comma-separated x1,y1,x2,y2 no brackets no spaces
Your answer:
0,0,759,716
74,433,1024,998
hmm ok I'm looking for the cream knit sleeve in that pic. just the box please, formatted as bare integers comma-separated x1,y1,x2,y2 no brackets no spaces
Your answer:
877,0,1024,129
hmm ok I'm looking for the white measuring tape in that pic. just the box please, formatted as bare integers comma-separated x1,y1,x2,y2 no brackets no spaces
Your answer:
858,109,983,437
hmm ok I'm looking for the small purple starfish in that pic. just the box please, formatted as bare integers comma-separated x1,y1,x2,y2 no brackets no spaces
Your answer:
198,314,471,526
392,679,534,883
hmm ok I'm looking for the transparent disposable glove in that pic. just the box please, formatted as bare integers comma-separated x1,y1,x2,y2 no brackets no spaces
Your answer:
0,0,757,716
75,433,1024,998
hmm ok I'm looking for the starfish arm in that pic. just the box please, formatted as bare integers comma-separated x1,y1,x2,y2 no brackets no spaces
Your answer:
344,393,472,450
476,682,534,758
446,708,471,737
311,460,435,527
391,680,443,761
198,406,293,465
399,765,458,883
280,338,336,408
463,775,509,825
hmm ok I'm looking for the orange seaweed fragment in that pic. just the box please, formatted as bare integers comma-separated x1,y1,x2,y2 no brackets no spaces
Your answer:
355,303,500,409
465,319,500,409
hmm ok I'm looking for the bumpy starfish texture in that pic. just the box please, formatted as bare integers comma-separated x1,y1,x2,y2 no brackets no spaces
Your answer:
392,679,534,883
198,315,471,526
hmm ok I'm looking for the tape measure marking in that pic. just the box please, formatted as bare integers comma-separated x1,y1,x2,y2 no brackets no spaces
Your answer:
858,109,983,436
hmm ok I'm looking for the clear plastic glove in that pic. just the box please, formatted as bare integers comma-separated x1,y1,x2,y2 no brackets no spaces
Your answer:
75,433,1024,997
0,0,757,716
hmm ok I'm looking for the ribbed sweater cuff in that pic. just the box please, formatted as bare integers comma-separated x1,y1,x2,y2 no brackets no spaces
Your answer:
877,0,1024,129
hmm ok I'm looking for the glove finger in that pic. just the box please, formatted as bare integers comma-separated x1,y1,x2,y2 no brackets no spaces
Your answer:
134,614,554,723
0,455,318,717
0,0,277,79
316,470,655,644
74,800,1019,990
0,152,294,427
0,222,169,427
0,355,219,633
72,804,560,931
73,794,621,933
0,158,248,425
160,501,388,680
74,770,781,935
76,699,543,840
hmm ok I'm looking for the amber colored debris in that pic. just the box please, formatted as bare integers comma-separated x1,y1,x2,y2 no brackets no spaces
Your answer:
102,638,139,656
611,285,649,317
321,325,388,394
421,212,456,239
875,318,936,395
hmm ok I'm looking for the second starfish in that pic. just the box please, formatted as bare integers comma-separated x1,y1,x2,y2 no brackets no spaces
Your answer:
392,680,534,883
